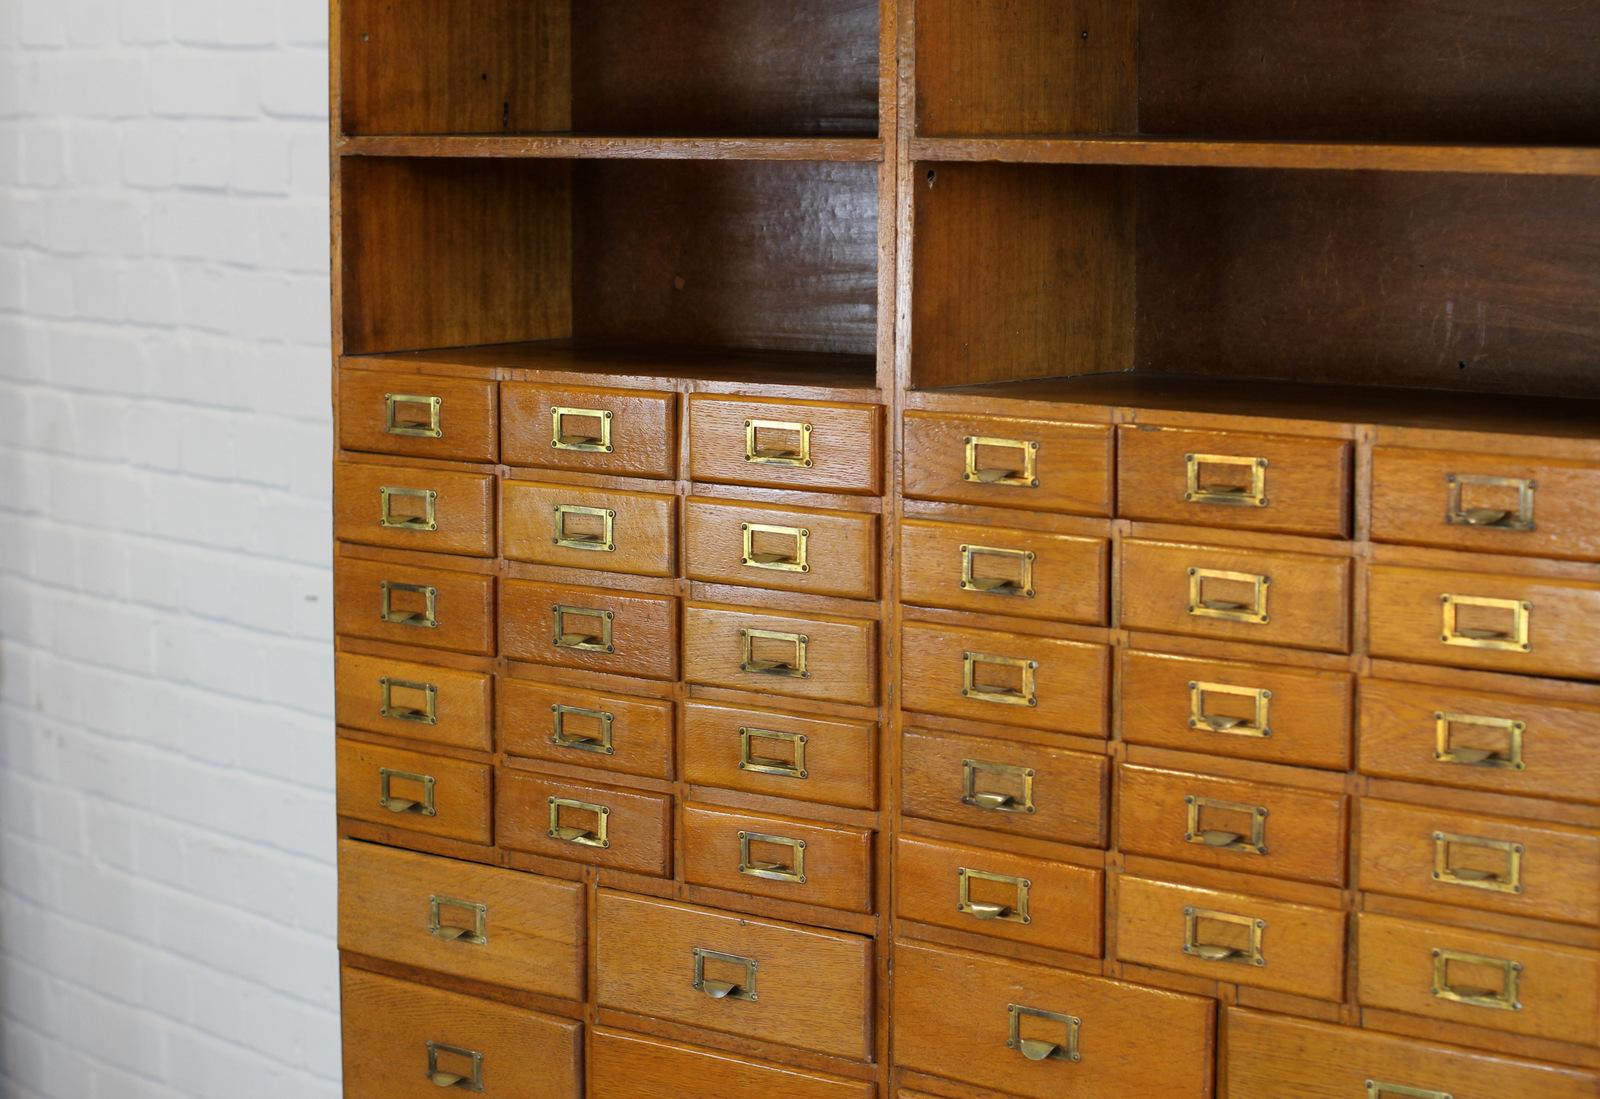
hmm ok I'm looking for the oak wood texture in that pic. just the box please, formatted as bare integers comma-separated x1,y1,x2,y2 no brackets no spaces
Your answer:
499,677,674,782
683,702,876,811
334,557,496,656
899,519,1109,625
501,480,676,578
337,369,499,462
496,771,673,878
588,1029,875,1099
336,740,492,846
500,579,677,681
687,396,883,495
335,652,492,752
902,412,1115,515
500,382,676,479
685,497,880,601
335,461,495,557
682,603,878,708
681,802,875,914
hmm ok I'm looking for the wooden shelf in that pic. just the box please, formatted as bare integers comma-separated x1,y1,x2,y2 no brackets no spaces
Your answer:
340,134,885,163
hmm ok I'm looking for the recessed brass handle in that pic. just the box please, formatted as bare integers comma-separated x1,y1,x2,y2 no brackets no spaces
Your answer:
740,628,809,678
547,797,610,848
964,435,1039,487
428,896,487,945
739,830,806,884
958,867,1031,924
551,405,613,452
1440,594,1531,653
1446,473,1535,531
385,393,443,439
1433,831,1524,894
426,1041,483,1091
1007,1004,1080,1063
1432,947,1522,1012
961,758,1036,815
1183,906,1266,967
741,523,810,573
693,947,759,1002
960,544,1035,598
1366,1081,1454,1099
1186,453,1269,508
550,703,615,755
1184,795,1268,855
1188,681,1272,738
744,419,812,467
379,485,439,531
1188,568,1270,625
1434,711,1525,771
378,767,437,817
552,604,615,653
552,504,617,552
379,676,438,726
962,651,1038,707
739,727,808,779
381,580,439,629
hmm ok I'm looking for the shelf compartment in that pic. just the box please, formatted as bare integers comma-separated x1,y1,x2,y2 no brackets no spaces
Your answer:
339,135,884,163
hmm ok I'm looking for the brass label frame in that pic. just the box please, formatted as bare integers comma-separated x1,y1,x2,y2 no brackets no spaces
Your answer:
379,485,439,531
384,392,443,439
425,1041,484,1092
963,435,1039,487
1434,711,1525,771
1431,947,1522,1012
692,947,758,1002
738,830,807,884
428,895,488,945
378,767,437,817
550,703,615,755
1185,452,1269,508
961,650,1039,707
547,797,610,849
1432,831,1524,894
741,522,810,573
378,676,438,725
960,543,1036,598
551,405,613,453
1184,795,1269,855
1182,905,1267,967
380,580,439,629
1445,472,1536,531
1440,593,1531,653
1187,567,1271,625
1366,1082,1454,1099
739,727,808,779
744,418,813,467
552,504,617,552
961,758,1036,815
958,867,1032,924
1006,1004,1081,1063
553,604,615,653
739,628,809,678
1188,680,1273,738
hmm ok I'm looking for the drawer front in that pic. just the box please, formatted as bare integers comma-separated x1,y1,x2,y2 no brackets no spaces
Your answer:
900,519,1109,625
903,412,1114,516
900,621,1109,736
335,558,495,656
501,382,676,479
335,652,492,752
590,1030,875,1099
339,369,498,463
593,890,874,1061
1120,650,1353,770
336,740,492,845
337,839,584,1000
895,834,1103,957
683,604,877,707
681,803,874,914
335,462,495,557
502,480,676,578
685,497,879,600
893,941,1214,1098
500,677,673,781
496,771,672,877
500,579,677,681
1120,538,1353,653
684,702,875,810
688,396,882,495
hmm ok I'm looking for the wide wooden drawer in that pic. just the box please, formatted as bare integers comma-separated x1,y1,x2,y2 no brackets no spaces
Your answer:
501,382,676,479
335,558,495,656
688,395,882,495
497,771,672,878
338,369,498,463
684,701,875,810
896,834,1103,957
593,891,874,1061
337,839,584,1000
1120,538,1353,653
335,652,492,752
1357,913,1600,1046
1118,764,1348,886
334,462,495,557
500,579,677,681
341,967,580,1099
685,497,879,600
900,519,1109,625
683,603,877,707
1115,875,1345,1001
502,480,676,577
900,621,1109,736
1120,650,1353,770
893,941,1214,1098
589,1030,875,1099
500,677,673,781
681,803,874,914
903,412,1114,516
335,740,492,844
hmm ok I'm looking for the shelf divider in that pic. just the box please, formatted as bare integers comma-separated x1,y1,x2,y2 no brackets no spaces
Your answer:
340,134,885,163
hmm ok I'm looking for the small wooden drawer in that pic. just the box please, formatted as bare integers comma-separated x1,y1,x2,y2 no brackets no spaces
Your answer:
681,803,874,914
341,967,581,1099
1369,563,1600,680
1117,764,1348,886
500,677,673,781
590,1030,875,1099
337,839,584,1000
688,395,882,495
685,497,879,600
903,411,1114,516
1357,913,1600,1047
893,941,1214,1098
1120,538,1353,653
501,382,676,479
1115,875,1346,1001
335,558,495,656
1116,425,1352,538
497,771,672,878
901,728,1108,848
683,603,877,707
1120,650,1353,770
502,480,676,578
335,740,492,845
900,519,1109,625
1359,798,1600,927
501,579,677,681
900,621,1109,737
593,890,874,1061
684,702,875,810
335,652,492,752
338,369,498,463
895,834,1103,957
334,462,495,557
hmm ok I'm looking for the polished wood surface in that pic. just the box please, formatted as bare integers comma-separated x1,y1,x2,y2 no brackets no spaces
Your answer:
501,382,677,479
686,497,880,601
681,803,875,914
501,479,676,577
683,603,878,707
688,396,884,495
500,579,678,681
497,770,673,878
334,556,496,656
902,412,1115,514
589,1030,876,1099
499,677,674,781
334,461,495,557
337,369,499,462
683,702,876,811
335,652,492,752
900,519,1108,625
335,739,493,845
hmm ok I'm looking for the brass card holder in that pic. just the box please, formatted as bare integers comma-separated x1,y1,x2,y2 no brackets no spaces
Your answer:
1185,452,1269,508
961,758,1036,815
960,543,1035,598
384,393,442,438
1440,594,1531,653
1182,906,1266,967
740,628,809,678
428,895,487,945
1434,711,1525,771
1445,472,1536,531
964,435,1039,487
693,947,759,1002
738,830,806,884
958,867,1032,924
744,419,812,467
552,504,616,553
962,651,1038,707
1432,831,1524,894
551,406,613,452
426,1041,484,1091
741,523,810,573
379,767,437,817
739,727,808,779
1188,680,1272,738
379,485,438,531
550,703,615,755
1007,1004,1081,1063
1431,947,1522,1012
1187,567,1270,625
379,676,438,726
547,797,610,848
553,605,615,653
1184,795,1268,855
380,580,439,629
1366,1083,1454,1099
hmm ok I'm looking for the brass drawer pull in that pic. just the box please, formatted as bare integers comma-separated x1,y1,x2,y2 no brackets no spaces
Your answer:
1188,567,1270,625
745,418,812,467
379,485,439,531
739,727,808,779
960,544,1035,598
742,522,810,573
958,867,1032,924
1446,472,1536,531
379,676,438,726
1188,681,1272,738
379,767,437,817
693,947,758,1002
1007,1004,1081,1063
547,797,610,848
551,405,613,452
1431,947,1522,1012
1186,452,1269,508
1433,831,1524,894
553,604,615,653
426,1040,483,1091
428,896,487,945
738,830,806,884
1367,1082,1454,1099
1434,711,1525,771
1182,906,1266,967
552,504,616,552
962,758,1036,815
385,393,443,439
964,435,1039,487
381,580,439,629
550,703,615,755
740,628,809,678
1440,594,1531,653
1184,795,1268,855
962,651,1038,707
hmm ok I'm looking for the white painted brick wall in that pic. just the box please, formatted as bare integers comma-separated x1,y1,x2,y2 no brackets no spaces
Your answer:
0,1,339,1095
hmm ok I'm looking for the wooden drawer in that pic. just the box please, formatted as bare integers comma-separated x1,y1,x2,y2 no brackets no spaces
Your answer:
497,771,672,878
341,967,580,1099
895,834,1103,957
1120,650,1352,770
688,395,882,495
1359,798,1600,926
500,579,677,681
501,382,676,479
1120,538,1352,653
1116,425,1352,538
1114,875,1345,1001
337,839,584,1000
335,740,492,845
1373,446,1600,562
500,677,673,781
335,558,495,656
334,462,495,557
338,369,498,463
900,519,1109,625
1369,563,1600,680
1357,913,1600,1047
900,621,1109,736
593,890,873,1061
1118,764,1347,886
683,603,877,707
903,411,1114,516
684,701,875,810
893,941,1214,1098
901,727,1109,848
589,1030,875,1099
502,480,676,578
681,803,874,914
685,497,879,600
335,652,492,752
